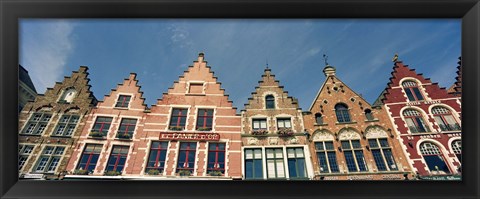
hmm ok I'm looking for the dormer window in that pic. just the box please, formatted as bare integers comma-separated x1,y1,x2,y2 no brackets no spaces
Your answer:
364,109,374,121
315,113,323,124
335,103,351,123
59,88,76,103
265,95,275,109
402,80,424,101
115,95,131,108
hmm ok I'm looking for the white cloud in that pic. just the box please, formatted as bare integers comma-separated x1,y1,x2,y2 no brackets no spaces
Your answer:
20,20,75,93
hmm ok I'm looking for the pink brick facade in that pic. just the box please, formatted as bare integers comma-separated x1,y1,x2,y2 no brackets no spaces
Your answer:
65,53,242,179
379,60,462,178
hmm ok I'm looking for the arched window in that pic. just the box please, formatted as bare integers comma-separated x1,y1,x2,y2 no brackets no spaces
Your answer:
402,80,424,101
313,131,339,173
432,106,460,131
335,104,351,123
265,95,275,109
364,109,374,121
315,113,323,124
403,109,430,133
451,140,461,163
420,142,451,174
59,88,77,103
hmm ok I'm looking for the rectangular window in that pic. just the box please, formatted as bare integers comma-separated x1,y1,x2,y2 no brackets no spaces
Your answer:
342,140,368,172
266,148,285,179
189,83,204,94
207,143,226,174
34,146,65,173
252,118,267,130
176,142,197,174
196,109,213,131
146,142,169,173
169,108,188,130
404,88,416,101
412,87,424,100
21,112,52,135
369,138,397,171
245,148,263,179
53,115,79,137
91,116,113,136
315,141,339,173
276,118,292,129
106,145,129,173
115,95,131,108
77,144,103,172
19,144,35,170
287,148,307,179
116,118,137,139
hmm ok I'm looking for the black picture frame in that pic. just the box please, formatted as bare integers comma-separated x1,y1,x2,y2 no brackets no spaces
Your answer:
1,0,479,198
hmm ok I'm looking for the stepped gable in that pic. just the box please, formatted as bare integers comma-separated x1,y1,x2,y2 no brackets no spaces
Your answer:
29,66,97,111
447,56,462,95
243,67,300,110
153,53,237,111
379,61,451,104
96,73,148,110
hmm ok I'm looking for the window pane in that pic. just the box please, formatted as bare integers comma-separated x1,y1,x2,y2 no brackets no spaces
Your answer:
413,87,424,100
372,149,387,171
405,88,416,101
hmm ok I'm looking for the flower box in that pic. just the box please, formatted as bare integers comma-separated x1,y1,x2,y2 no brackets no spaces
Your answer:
117,133,132,139
169,126,184,131
104,171,121,176
208,171,223,176
277,128,294,136
147,169,160,175
178,170,191,176
196,127,212,131
89,131,105,138
73,169,89,175
252,129,268,136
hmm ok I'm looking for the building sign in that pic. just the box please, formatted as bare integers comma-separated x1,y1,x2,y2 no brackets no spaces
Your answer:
159,132,220,141
23,173,44,179
419,175,461,181
406,100,440,106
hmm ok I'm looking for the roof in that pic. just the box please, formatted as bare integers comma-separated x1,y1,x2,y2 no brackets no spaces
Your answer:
19,65,37,93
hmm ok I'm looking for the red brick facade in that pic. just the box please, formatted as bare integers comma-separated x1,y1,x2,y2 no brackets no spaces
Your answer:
303,64,412,180
379,60,462,178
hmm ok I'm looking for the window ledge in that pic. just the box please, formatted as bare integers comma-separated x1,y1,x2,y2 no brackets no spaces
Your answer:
114,138,133,141
364,119,379,123
335,121,357,125
19,134,42,137
314,123,328,126
50,135,73,138
88,136,107,140
113,107,129,110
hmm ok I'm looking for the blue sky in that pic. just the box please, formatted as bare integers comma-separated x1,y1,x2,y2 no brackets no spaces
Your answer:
19,19,461,111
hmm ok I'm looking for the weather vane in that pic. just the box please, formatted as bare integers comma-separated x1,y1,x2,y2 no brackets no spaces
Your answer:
392,53,399,62
266,58,269,69
323,54,329,66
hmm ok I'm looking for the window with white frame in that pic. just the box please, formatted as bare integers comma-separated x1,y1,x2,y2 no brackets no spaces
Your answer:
402,80,424,101
368,138,397,171
116,118,137,139
21,112,52,135
252,118,267,130
403,109,430,133
276,118,292,129
432,106,460,131
52,115,79,137
34,146,65,173
287,148,307,178
451,140,461,163
244,148,263,179
19,144,35,170
115,95,131,108
266,148,285,179
420,142,451,174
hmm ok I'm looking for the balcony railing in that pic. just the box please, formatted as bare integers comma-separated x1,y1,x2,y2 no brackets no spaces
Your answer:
408,126,430,134
438,123,461,131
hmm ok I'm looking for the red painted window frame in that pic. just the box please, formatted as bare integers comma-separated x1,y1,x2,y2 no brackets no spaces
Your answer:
170,108,188,129
93,117,112,133
207,143,226,173
177,142,196,172
107,145,129,172
146,141,169,170
115,95,131,108
117,118,137,137
196,109,213,129
77,144,102,171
